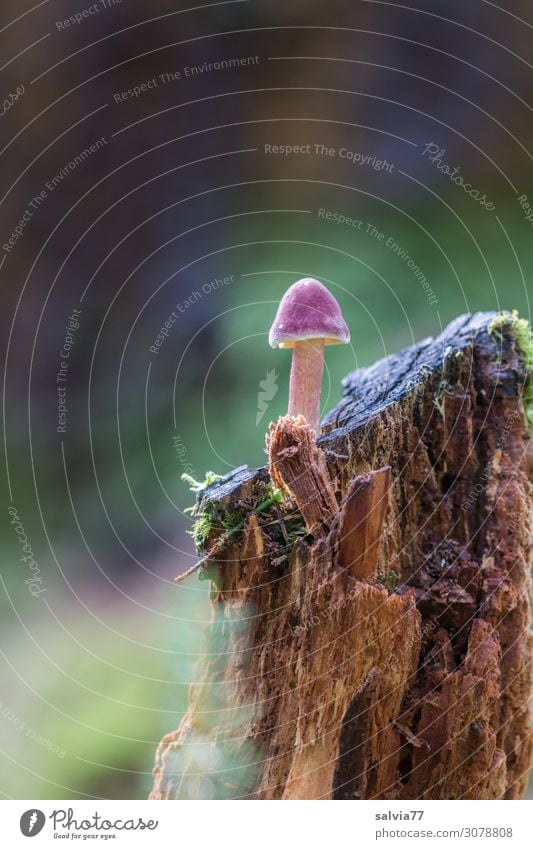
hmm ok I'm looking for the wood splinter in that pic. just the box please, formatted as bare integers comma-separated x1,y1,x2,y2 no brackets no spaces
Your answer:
336,466,391,580
267,414,338,537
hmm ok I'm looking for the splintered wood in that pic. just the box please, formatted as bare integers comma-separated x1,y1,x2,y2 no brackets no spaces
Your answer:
267,414,338,537
337,467,391,579
152,313,533,800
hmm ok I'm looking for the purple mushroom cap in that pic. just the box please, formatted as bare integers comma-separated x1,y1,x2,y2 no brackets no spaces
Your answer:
269,278,350,349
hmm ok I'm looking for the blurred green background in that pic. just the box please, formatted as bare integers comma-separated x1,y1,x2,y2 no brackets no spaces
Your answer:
1,0,531,798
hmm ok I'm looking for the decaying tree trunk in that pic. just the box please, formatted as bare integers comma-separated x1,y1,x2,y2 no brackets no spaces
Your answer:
152,312,532,800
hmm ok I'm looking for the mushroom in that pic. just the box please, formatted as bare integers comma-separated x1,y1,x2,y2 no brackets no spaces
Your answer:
269,278,350,434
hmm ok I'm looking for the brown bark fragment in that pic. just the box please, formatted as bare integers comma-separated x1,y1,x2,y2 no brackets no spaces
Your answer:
337,466,391,579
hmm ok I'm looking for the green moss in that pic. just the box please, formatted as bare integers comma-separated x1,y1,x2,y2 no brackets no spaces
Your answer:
182,475,299,558
489,310,533,428
284,513,308,544
254,487,282,513
181,471,224,494
432,380,455,421
189,511,216,551
221,509,246,534
182,473,224,552
384,569,399,591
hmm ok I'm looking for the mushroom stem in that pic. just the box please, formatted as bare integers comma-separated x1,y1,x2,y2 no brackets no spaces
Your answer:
287,338,325,433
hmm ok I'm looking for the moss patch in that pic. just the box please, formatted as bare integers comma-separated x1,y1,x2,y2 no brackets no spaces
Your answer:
384,569,399,591
183,473,308,562
489,310,533,428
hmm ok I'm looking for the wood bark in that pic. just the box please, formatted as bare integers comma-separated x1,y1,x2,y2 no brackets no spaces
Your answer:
151,312,532,800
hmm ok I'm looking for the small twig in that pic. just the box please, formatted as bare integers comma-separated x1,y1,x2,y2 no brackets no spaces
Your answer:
325,450,349,461
271,553,289,567
174,552,212,584
174,533,235,584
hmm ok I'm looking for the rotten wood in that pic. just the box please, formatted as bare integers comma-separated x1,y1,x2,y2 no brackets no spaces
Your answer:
152,312,532,800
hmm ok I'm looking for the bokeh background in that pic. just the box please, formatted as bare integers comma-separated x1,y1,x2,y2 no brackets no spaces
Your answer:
1,0,531,798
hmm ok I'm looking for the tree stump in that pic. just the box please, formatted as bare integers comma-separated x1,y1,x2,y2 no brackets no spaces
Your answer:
151,312,532,800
